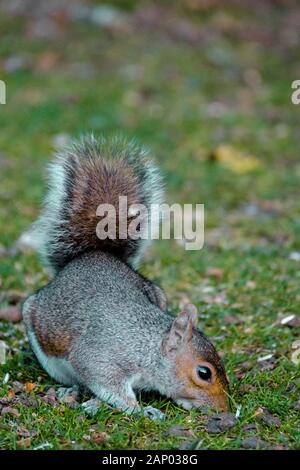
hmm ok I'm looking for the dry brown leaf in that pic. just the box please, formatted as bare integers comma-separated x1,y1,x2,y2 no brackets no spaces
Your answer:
16,426,37,438
17,437,31,448
223,315,244,325
206,267,224,279
165,425,194,438
206,412,236,433
210,144,261,174
253,407,264,417
92,432,108,445
255,407,281,427
25,382,35,393
238,384,257,395
36,52,59,72
241,437,270,449
7,389,15,399
1,406,20,418
0,306,22,322
242,423,258,432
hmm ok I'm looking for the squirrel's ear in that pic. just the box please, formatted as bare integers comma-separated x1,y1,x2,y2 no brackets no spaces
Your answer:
162,304,198,356
181,303,198,327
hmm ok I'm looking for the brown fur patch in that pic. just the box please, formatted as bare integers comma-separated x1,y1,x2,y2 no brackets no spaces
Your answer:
36,328,72,357
28,300,73,357
57,156,143,267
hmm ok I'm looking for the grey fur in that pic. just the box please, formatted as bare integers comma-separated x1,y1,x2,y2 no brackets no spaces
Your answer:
22,136,228,417
23,252,228,417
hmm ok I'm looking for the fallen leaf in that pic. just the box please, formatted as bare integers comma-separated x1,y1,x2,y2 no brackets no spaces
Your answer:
0,306,22,322
242,423,258,432
241,437,270,449
254,407,264,417
1,406,20,418
7,389,15,399
178,439,197,450
238,384,257,395
12,381,24,393
41,388,57,406
272,444,287,450
92,432,108,445
17,395,39,408
25,382,35,393
165,425,194,438
17,437,31,448
62,395,79,408
206,412,236,433
234,360,253,379
255,407,281,427
0,396,14,406
224,315,244,325
206,267,224,279
210,144,261,174
16,426,37,438
236,360,253,371
36,52,59,72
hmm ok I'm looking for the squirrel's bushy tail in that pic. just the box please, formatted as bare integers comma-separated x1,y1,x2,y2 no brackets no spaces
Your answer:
33,135,163,272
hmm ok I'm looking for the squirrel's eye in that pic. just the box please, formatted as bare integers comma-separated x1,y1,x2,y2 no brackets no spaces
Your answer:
197,366,212,382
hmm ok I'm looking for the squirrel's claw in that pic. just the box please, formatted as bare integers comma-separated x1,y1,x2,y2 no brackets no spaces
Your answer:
143,406,165,421
82,398,102,416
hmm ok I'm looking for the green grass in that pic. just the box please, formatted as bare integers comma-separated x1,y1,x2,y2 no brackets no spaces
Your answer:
0,0,299,450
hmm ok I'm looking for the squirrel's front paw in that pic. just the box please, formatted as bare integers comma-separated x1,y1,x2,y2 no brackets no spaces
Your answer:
143,406,165,421
82,398,101,416
57,385,80,401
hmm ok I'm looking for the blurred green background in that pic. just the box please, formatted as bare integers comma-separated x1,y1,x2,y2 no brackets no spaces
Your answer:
0,0,299,450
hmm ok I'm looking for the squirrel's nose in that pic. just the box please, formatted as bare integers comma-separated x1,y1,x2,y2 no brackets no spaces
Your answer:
213,393,230,412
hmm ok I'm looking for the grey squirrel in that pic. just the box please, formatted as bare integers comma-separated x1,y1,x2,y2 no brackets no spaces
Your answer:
22,135,229,419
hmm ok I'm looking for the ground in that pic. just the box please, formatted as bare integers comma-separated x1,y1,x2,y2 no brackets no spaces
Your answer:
0,0,299,450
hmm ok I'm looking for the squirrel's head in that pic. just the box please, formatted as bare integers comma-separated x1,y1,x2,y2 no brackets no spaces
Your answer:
161,304,229,412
